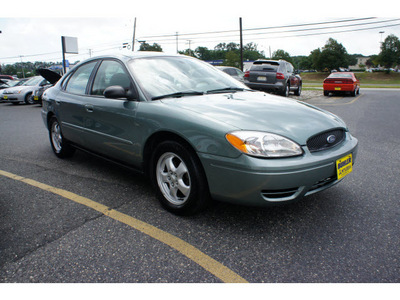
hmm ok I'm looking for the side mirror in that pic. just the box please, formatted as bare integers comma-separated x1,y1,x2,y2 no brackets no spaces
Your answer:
104,85,137,100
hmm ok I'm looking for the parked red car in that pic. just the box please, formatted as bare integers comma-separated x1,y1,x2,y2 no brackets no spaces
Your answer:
323,72,360,96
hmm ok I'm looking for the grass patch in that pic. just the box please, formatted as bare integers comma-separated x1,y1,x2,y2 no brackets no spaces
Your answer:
301,72,400,86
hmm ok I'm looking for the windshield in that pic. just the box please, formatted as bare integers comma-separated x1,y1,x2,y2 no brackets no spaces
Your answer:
22,76,44,86
128,56,248,100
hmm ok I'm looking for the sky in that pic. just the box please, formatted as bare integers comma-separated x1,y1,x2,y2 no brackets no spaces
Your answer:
1,0,400,65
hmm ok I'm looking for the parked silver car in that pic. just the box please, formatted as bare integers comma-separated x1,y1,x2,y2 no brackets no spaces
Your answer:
2,76,51,105
216,66,245,83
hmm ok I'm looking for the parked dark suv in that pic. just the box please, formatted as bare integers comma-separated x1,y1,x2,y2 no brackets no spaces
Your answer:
244,60,302,97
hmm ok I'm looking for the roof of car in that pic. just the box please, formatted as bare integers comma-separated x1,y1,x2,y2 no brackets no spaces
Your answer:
86,52,182,62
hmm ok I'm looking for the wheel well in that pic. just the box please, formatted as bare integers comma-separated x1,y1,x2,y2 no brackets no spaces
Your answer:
142,131,197,177
46,112,55,128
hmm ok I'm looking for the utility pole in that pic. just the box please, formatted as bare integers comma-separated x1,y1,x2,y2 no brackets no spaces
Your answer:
239,17,243,71
176,32,179,53
186,40,192,55
132,18,137,51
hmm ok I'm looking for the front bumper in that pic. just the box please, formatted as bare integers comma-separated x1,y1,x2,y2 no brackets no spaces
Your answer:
199,133,358,206
2,93,24,103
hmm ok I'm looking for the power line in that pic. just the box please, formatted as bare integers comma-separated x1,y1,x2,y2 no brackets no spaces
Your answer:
140,18,400,43
138,17,376,39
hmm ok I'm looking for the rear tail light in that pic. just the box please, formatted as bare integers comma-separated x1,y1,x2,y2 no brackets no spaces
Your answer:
276,72,285,80
244,71,249,78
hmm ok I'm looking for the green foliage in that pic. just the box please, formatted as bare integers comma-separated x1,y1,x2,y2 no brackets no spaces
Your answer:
378,34,400,69
308,38,355,71
138,42,163,52
1,61,59,77
271,49,292,63
191,42,265,67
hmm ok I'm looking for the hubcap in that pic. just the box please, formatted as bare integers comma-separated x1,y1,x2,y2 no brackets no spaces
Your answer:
51,122,62,153
156,152,191,205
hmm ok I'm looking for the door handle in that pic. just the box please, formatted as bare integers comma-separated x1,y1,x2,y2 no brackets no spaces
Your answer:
85,104,94,112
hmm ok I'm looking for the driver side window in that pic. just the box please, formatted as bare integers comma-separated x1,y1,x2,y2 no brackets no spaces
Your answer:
91,60,131,96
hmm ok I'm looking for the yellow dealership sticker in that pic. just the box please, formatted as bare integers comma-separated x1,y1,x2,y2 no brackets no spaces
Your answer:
336,154,353,180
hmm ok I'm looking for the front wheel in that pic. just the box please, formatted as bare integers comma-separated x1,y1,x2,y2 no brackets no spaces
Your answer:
151,141,210,215
25,92,34,105
48,116,75,158
294,84,302,96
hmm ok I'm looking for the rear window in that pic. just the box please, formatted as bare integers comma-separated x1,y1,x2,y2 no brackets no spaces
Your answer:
329,73,353,78
250,61,280,72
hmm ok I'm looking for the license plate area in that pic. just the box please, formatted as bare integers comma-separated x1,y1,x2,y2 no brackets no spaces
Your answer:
335,87,342,91
257,76,267,82
336,154,353,180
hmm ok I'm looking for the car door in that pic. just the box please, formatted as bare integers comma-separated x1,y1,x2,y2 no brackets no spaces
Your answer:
83,59,141,166
287,62,299,88
58,60,99,146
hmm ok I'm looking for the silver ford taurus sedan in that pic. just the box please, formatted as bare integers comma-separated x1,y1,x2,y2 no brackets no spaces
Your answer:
41,52,358,215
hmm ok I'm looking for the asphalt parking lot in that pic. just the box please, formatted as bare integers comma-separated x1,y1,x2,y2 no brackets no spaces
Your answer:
0,89,399,283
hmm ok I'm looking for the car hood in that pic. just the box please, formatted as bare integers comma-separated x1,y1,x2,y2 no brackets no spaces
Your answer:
162,91,347,145
37,68,61,84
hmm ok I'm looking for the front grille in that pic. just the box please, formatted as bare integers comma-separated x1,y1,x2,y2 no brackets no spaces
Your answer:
307,129,345,152
309,176,337,192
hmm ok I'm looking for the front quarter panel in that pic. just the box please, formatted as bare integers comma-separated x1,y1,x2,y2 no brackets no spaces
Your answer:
135,100,242,160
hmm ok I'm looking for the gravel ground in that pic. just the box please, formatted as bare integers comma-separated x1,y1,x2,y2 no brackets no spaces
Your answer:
291,89,323,102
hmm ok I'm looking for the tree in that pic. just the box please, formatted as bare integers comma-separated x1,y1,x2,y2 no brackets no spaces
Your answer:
379,34,400,69
309,48,322,71
319,38,349,71
195,46,214,60
178,49,196,57
224,51,240,67
139,42,163,52
194,42,265,63
272,49,292,63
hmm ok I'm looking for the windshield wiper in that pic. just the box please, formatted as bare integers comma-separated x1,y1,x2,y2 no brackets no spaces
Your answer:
206,87,251,94
152,91,203,100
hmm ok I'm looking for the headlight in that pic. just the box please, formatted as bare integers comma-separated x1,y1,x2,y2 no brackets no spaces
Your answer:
226,131,303,158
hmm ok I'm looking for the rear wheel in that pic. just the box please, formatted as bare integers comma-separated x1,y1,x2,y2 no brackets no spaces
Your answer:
281,83,290,97
48,116,75,158
151,140,210,215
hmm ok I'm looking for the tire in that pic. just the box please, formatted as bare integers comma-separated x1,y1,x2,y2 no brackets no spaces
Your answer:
24,92,34,105
350,88,356,97
281,83,289,97
324,90,329,96
150,140,210,215
294,84,302,96
48,116,75,158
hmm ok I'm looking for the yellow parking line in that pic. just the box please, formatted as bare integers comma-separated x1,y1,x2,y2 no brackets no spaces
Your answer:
318,94,363,106
0,169,248,283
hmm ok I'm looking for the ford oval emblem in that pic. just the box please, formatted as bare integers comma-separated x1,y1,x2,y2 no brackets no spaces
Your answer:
327,135,336,144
